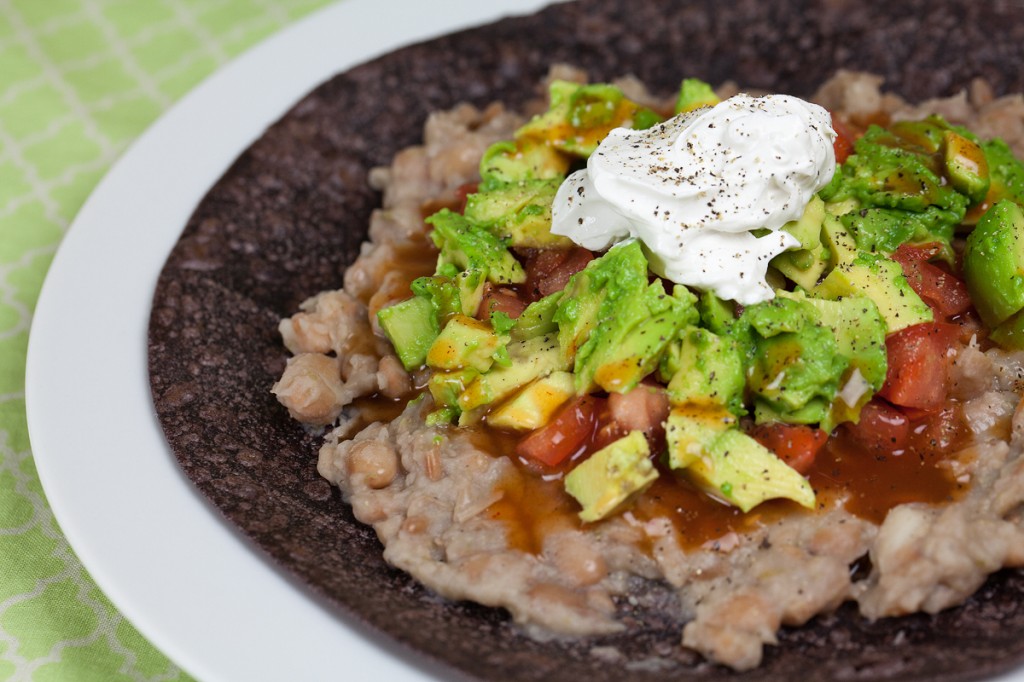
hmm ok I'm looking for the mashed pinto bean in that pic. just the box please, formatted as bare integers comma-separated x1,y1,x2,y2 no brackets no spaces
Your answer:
274,70,1024,670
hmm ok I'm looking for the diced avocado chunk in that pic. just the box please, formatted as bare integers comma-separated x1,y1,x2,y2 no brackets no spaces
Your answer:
787,290,887,429
781,196,827,250
963,199,1024,328
427,209,525,285
457,333,569,414
943,130,990,204
666,407,815,512
665,327,746,415
671,422,816,513
555,241,698,392
478,139,569,187
511,291,563,342
516,80,661,158
675,78,720,113
839,206,957,261
990,308,1024,350
426,314,505,373
463,178,572,249
773,243,831,291
820,212,858,265
771,197,831,289
377,296,438,370
735,295,849,424
697,289,736,335
812,252,933,333
665,405,737,469
982,138,1024,208
487,371,575,431
553,240,646,366
565,431,658,522
888,118,945,154
427,368,479,424
579,282,698,395
411,270,488,322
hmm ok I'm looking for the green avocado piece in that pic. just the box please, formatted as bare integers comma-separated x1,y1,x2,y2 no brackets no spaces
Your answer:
427,368,479,424
697,289,736,335
785,290,887,429
511,291,563,342
665,326,746,415
782,196,827,250
377,296,439,371
733,295,849,423
463,178,573,249
963,199,1024,328
516,80,661,158
943,130,990,204
411,269,488,322
820,212,858,265
553,240,650,367
840,206,957,259
666,409,815,512
772,197,832,289
812,252,933,334
576,281,698,395
478,139,569,187
773,242,831,290
426,209,525,285
487,371,575,431
675,77,720,113
665,405,737,469
565,431,658,522
456,333,569,415
888,118,946,154
990,308,1024,350
982,138,1024,208
425,314,506,373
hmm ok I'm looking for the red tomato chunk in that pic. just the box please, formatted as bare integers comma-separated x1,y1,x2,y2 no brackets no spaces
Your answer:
749,422,828,474
878,322,960,411
515,395,601,467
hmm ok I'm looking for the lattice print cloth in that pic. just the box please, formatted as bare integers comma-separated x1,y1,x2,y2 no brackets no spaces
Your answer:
0,1,333,678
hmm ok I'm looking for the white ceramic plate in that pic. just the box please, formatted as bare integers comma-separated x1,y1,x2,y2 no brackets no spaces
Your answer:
24,0,1024,680
25,2,555,681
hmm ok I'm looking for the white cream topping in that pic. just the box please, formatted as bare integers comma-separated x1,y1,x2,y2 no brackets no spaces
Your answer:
550,94,837,305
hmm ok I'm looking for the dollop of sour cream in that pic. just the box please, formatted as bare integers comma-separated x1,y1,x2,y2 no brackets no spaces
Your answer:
550,94,837,305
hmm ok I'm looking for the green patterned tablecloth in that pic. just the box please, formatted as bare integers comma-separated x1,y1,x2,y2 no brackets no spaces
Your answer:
0,1,332,679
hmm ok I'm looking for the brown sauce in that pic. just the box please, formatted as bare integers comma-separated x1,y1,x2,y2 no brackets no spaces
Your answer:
810,408,973,524
389,237,439,300
462,403,972,554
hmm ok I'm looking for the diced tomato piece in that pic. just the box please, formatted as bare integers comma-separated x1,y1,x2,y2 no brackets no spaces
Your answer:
748,422,828,474
843,398,910,454
523,247,594,300
891,243,972,321
607,385,670,451
515,395,601,467
477,284,527,320
878,322,960,411
831,112,856,165
889,242,943,265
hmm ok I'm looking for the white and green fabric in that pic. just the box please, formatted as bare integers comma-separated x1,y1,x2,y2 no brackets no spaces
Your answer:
0,1,333,679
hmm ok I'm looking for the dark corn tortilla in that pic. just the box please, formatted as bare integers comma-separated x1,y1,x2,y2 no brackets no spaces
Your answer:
148,0,1024,679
